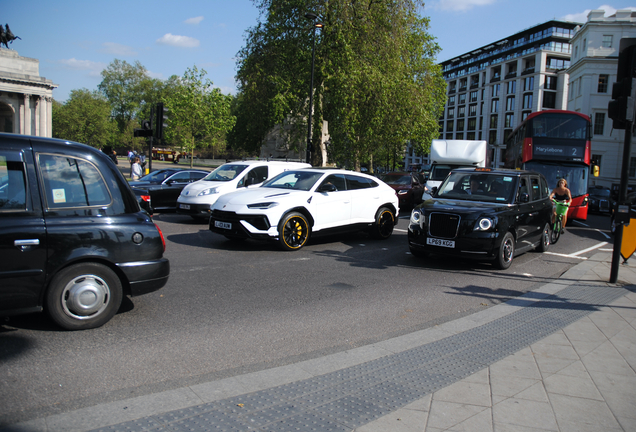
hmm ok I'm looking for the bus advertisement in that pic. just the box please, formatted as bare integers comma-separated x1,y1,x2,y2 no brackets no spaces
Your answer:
504,110,592,221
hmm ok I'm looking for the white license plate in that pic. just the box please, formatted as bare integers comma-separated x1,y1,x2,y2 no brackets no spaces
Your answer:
427,237,455,248
179,204,190,210
214,220,231,230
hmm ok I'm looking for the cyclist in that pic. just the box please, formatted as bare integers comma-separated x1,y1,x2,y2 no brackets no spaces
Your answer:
549,178,572,233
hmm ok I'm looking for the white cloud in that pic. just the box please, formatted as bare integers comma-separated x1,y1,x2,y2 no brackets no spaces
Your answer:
185,16,204,25
432,0,497,12
156,33,200,48
57,58,106,77
561,5,625,22
101,42,137,56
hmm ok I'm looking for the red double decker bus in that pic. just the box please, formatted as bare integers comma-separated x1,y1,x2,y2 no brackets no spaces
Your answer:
504,110,592,221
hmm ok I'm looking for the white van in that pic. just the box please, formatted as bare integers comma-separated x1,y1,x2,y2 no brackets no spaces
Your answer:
176,160,310,219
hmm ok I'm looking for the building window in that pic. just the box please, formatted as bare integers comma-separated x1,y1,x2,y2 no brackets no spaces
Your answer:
448,81,457,93
522,111,531,121
469,91,478,102
594,112,605,136
492,84,500,97
598,74,609,93
507,81,516,94
489,130,497,145
448,95,455,106
545,76,557,90
458,106,466,118
467,132,476,140
457,119,465,131
546,57,570,70
448,107,455,119
523,76,534,91
602,35,613,48
447,120,454,132
469,104,477,117
456,133,464,140
491,99,499,113
506,96,515,111
505,113,515,128
446,133,453,139
542,92,556,109
523,94,533,110
490,114,498,129
458,93,466,105
468,118,476,131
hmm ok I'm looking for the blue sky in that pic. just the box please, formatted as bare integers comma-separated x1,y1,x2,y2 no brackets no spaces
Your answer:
3,1,632,102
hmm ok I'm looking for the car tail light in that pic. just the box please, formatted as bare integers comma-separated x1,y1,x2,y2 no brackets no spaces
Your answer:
155,223,166,252
141,195,151,203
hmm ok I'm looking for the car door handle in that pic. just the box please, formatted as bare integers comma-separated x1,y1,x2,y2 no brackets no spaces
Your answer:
15,239,40,246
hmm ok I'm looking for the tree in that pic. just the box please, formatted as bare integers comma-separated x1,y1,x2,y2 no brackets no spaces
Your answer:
98,59,158,152
52,89,115,147
164,66,236,167
233,0,446,169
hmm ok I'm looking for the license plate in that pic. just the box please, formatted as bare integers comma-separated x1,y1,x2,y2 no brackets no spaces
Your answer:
179,204,190,210
427,237,455,248
214,220,231,230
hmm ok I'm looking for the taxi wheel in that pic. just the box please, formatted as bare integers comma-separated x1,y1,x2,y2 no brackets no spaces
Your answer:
370,207,395,240
496,232,515,270
537,223,550,253
46,263,123,330
278,212,310,251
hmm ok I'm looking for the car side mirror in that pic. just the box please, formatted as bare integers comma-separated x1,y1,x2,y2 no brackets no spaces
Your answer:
431,187,438,196
318,183,337,193
520,193,529,203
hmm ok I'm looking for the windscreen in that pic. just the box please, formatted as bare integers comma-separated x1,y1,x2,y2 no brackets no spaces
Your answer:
203,164,248,182
437,172,517,203
525,161,587,198
379,174,411,185
262,171,324,191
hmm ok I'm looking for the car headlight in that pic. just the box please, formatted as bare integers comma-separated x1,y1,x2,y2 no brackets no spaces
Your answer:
198,187,219,196
410,209,422,225
474,217,494,231
247,202,279,209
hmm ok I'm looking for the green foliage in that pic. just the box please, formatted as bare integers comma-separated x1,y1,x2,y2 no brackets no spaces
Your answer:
233,0,447,168
52,89,115,147
164,66,236,167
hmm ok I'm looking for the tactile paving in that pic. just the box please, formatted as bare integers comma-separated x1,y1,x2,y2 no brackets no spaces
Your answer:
88,284,630,432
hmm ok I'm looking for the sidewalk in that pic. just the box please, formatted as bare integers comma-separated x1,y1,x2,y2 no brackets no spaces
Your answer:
3,252,635,432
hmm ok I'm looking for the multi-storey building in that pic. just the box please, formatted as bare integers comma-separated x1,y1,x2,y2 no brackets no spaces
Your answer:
405,20,579,171
567,9,636,189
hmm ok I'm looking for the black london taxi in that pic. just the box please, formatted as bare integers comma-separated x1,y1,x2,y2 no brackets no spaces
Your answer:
407,168,552,269
0,133,169,330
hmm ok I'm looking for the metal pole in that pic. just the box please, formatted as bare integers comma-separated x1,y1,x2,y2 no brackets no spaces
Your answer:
306,24,317,166
610,119,632,283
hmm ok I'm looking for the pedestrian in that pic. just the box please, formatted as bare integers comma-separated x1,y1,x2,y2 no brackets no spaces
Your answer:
131,157,142,180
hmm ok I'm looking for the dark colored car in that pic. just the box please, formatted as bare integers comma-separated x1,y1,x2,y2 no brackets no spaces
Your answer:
130,168,209,214
0,133,169,330
588,186,612,214
408,168,552,270
378,172,429,209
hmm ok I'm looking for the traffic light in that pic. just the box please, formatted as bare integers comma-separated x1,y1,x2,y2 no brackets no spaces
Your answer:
155,102,168,141
608,38,636,129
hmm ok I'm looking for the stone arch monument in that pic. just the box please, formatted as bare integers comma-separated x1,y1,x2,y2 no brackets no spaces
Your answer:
0,48,57,137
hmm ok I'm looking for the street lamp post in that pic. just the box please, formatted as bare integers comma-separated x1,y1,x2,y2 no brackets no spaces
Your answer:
305,12,323,165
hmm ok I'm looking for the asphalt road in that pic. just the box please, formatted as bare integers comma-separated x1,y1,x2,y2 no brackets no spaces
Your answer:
0,203,615,426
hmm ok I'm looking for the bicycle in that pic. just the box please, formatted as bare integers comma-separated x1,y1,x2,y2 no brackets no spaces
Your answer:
550,199,570,244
